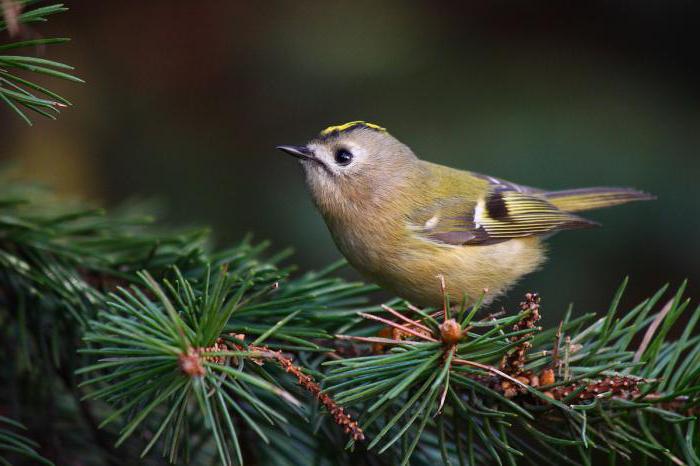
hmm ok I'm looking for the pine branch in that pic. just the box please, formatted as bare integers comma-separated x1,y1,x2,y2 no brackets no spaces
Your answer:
0,0,81,124
2,177,698,465
78,266,371,465
0,415,53,465
324,279,699,465
1,176,376,465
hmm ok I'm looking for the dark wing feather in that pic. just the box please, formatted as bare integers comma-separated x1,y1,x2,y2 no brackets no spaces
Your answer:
412,180,599,246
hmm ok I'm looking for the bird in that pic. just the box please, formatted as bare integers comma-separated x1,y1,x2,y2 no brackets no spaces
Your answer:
277,121,654,308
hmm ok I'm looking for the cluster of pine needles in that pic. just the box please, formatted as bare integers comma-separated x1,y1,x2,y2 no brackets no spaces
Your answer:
325,277,699,466
1,0,82,125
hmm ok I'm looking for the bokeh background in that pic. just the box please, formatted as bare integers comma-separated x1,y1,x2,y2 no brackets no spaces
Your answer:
1,1,698,323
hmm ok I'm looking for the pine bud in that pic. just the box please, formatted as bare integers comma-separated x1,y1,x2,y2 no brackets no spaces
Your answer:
439,318,462,345
540,368,555,386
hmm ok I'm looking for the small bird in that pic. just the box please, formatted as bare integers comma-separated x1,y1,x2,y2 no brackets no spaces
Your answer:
277,121,654,307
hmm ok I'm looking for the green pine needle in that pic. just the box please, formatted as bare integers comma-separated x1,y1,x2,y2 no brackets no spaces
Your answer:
0,1,79,123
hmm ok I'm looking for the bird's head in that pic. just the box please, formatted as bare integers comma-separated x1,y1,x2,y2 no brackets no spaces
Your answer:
277,121,418,214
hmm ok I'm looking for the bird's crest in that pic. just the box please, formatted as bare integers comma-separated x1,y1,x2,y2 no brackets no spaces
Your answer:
318,121,386,139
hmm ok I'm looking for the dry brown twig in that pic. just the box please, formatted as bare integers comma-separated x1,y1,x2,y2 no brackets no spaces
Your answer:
549,375,644,402
177,336,365,442
500,292,542,377
268,346,365,441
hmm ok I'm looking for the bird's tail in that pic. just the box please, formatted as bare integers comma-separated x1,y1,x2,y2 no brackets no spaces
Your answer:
545,187,655,213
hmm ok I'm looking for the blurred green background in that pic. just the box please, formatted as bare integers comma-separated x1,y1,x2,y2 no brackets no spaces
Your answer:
1,1,698,323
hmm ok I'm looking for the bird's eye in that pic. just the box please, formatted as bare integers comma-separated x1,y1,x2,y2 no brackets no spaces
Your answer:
334,148,353,166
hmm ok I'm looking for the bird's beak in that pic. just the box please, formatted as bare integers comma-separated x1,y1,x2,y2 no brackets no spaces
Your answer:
276,145,313,160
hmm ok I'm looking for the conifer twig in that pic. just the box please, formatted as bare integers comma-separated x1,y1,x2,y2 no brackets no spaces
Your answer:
247,345,365,441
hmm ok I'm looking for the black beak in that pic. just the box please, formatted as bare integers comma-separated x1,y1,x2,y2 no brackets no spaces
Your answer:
276,145,313,159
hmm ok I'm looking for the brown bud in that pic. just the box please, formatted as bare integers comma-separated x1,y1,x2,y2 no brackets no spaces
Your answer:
543,391,554,399
504,387,518,398
516,376,530,386
178,350,205,377
439,319,463,345
372,327,393,353
540,368,555,386
529,375,540,387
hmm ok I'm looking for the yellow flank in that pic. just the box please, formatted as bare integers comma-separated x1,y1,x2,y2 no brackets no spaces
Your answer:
319,121,386,136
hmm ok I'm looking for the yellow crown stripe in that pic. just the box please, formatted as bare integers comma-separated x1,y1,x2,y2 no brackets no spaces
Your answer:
319,121,386,136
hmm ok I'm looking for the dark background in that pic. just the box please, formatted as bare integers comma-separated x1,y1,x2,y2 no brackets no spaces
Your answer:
1,1,698,323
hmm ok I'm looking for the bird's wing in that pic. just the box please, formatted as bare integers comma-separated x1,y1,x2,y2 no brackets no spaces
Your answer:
471,172,655,213
468,172,544,195
411,178,598,246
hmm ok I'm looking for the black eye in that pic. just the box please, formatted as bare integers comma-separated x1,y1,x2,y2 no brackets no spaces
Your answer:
334,148,353,166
